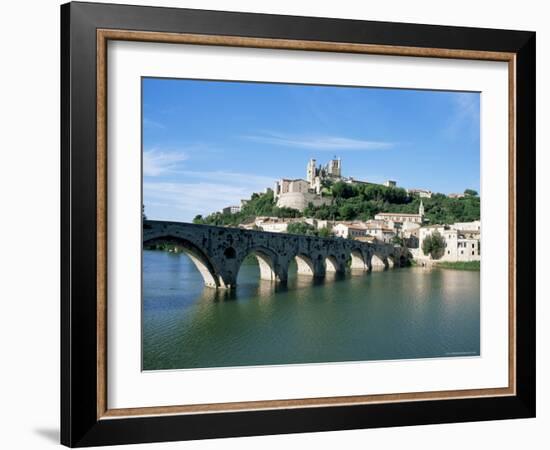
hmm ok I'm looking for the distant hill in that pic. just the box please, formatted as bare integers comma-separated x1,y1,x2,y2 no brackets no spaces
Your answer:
193,181,480,226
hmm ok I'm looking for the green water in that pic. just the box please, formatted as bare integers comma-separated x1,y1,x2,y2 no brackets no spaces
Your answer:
142,250,480,370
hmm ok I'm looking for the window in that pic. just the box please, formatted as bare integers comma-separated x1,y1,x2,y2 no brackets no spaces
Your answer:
472,251,475,255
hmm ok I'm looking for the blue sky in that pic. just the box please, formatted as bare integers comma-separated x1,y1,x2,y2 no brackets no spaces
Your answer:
142,78,480,222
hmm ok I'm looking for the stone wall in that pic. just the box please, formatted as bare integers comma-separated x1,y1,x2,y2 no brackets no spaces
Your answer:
276,191,332,212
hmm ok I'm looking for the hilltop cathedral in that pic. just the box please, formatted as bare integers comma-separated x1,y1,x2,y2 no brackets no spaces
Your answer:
274,157,398,212
273,157,432,214
306,158,342,194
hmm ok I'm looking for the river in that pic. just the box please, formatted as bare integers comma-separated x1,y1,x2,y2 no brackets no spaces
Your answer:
142,249,480,370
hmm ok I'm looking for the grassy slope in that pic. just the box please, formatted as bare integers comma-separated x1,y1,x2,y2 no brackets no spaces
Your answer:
435,261,480,271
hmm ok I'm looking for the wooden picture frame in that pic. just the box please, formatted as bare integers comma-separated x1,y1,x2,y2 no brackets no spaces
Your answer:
61,1,535,447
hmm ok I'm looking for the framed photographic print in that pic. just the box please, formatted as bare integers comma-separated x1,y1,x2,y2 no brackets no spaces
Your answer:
61,1,536,447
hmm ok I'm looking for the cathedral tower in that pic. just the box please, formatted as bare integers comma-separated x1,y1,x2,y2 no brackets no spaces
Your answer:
327,157,342,178
306,159,317,184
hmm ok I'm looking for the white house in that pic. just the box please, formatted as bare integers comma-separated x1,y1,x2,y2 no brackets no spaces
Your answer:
365,223,395,243
418,221,481,262
332,222,368,239
407,188,433,198
374,201,425,227
222,205,241,214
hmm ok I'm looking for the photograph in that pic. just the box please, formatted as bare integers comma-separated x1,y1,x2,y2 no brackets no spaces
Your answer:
54,1,537,447
141,78,482,371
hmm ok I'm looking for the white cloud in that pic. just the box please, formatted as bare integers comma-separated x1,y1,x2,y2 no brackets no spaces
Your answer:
242,132,394,151
143,117,166,129
443,92,480,139
144,179,269,222
171,170,275,187
143,149,188,176
142,147,277,220
454,92,479,114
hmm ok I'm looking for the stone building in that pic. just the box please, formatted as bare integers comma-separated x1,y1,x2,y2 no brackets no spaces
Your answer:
274,178,310,197
273,157,406,213
364,223,396,243
306,158,342,193
418,221,481,262
407,188,433,198
222,205,241,214
374,201,425,227
331,221,395,243
254,217,294,233
332,222,368,239
400,221,422,247
273,188,332,211
252,217,331,234
273,161,335,211
452,220,481,232
305,157,396,194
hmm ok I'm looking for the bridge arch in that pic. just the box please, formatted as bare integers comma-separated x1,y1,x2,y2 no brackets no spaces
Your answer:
349,249,368,271
387,255,395,268
239,247,281,282
371,253,387,271
143,236,220,288
325,255,344,273
143,221,406,289
295,254,315,276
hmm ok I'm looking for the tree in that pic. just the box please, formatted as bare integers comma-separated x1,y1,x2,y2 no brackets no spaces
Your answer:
338,203,357,220
197,178,480,227
331,181,355,199
422,231,446,260
192,214,204,224
286,222,316,236
391,235,404,246
317,226,332,238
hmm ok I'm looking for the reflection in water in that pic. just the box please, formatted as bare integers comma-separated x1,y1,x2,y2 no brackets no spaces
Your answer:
142,250,480,370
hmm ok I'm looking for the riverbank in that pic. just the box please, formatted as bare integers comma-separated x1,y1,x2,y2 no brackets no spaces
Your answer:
435,261,480,271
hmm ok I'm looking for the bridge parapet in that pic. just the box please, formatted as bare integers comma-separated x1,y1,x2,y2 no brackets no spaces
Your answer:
143,221,409,289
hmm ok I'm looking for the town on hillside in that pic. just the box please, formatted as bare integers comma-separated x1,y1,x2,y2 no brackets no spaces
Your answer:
195,158,481,264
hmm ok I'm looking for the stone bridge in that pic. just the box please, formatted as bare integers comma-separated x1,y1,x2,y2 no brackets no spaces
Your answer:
143,220,410,289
